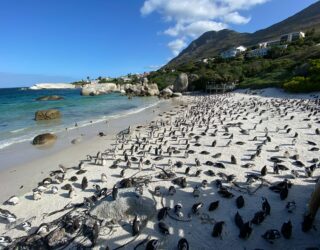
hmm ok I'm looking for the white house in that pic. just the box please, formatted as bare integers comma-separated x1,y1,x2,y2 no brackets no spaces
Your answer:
259,40,281,48
220,46,247,59
280,31,305,43
247,47,270,58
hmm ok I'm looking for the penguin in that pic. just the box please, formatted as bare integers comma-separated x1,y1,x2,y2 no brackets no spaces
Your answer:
251,211,265,225
231,155,237,164
158,221,170,234
262,229,281,243
158,207,170,221
132,215,142,236
236,195,245,209
33,191,42,201
239,222,252,239
51,186,59,194
235,212,244,229
185,167,190,175
168,186,176,196
212,221,224,237
146,239,160,250
195,158,201,167
261,165,267,176
69,176,78,182
281,220,292,239
302,213,314,232
208,200,219,211
0,208,16,223
4,196,19,205
178,238,189,250
112,185,118,200
280,183,289,200
20,221,32,232
81,177,88,190
0,236,12,248
174,203,183,217
193,186,200,197
101,173,107,183
36,223,50,236
192,202,203,214
68,188,76,198
262,197,271,215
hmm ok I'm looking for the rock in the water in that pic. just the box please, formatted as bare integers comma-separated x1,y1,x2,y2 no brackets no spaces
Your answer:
36,95,64,101
174,73,188,92
35,109,61,121
32,133,57,146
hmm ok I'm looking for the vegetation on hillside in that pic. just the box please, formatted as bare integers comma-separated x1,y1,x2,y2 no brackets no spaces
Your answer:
148,30,320,92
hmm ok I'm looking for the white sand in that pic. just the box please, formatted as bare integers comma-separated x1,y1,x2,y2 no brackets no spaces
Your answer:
0,89,319,249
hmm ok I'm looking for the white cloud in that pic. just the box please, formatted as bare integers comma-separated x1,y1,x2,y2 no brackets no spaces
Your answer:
224,12,251,24
168,39,187,56
164,21,227,38
141,0,270,55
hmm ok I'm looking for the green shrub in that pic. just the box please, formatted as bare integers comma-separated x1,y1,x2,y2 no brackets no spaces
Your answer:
283,76,320,93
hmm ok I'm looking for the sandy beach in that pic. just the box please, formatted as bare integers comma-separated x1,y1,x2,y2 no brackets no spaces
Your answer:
0,88,319,249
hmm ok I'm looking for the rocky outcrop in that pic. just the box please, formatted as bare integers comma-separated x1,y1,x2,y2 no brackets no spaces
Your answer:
145,83,160,96
36,95,64,101
81,83,118,96
35,110,61,121
173,73,189,92
29,83,75,90
160,88,173,98
172,92,182,97
32,133,57,146
80,82,162,97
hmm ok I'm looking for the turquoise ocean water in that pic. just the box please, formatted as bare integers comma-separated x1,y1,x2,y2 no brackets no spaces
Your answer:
0,88,159,149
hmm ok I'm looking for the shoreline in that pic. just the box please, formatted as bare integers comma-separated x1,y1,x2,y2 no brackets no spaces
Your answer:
0,97,184,202
0,98,164,171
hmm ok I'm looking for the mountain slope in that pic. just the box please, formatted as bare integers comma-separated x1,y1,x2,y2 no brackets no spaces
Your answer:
167,1,320,67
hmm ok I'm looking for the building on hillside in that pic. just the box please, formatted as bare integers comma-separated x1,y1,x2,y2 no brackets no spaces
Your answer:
201,58,215,64
220,46,247,59
246,47,270,58
280,31,305,43
259,40,281,48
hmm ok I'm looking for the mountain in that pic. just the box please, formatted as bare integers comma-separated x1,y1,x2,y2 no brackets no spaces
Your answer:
167,1,320,67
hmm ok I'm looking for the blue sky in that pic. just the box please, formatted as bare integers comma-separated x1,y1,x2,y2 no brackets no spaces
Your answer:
0,0,318,87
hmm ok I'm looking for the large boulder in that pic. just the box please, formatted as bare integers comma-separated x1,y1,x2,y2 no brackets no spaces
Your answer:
160,88,173,98
142,77,149,85
123,83,159,96
81,83,117,96
172,92,182,97
35,109,61,121
145,84,159,96
174,73,189,92
32,133,57,146
36,95,64,101
189,74,199,83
